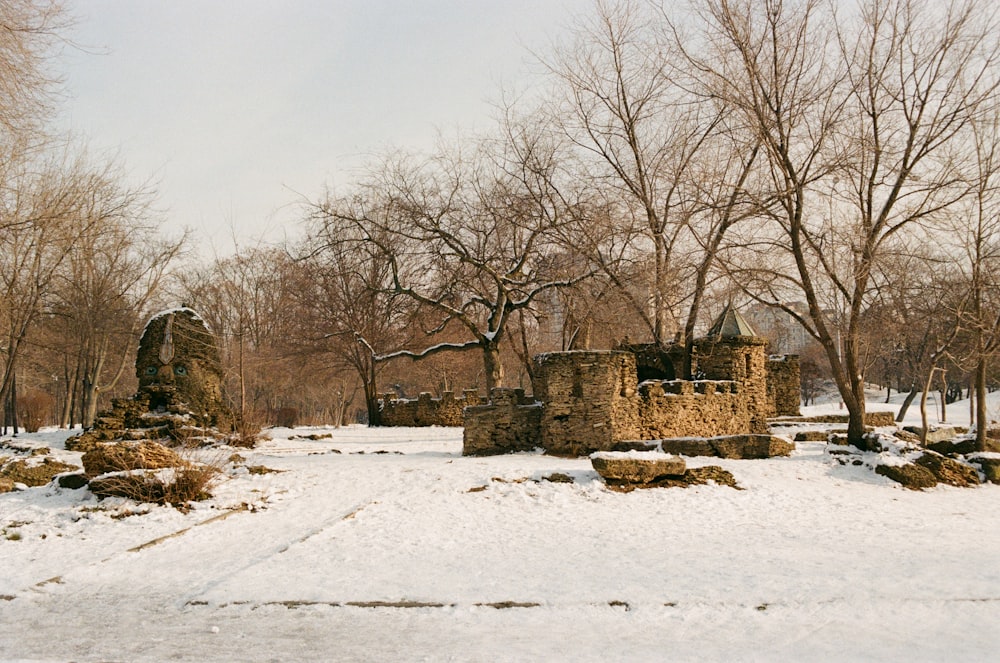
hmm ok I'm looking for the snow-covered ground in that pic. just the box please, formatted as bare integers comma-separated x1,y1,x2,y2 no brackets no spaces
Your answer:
2,395,1000,662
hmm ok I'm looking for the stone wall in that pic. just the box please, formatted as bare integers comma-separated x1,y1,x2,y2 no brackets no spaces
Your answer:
693,336,770,433
462,389,542,455
767,355,801,417
634,380,752,440
533,351,640,456
462,350,763,456
380,390,482,427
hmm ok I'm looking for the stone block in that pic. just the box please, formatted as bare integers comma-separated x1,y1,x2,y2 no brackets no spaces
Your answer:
709,434,794,459
875,463,938,490
658,438,717,457
914,452,979,487
975,457,1000,483
904,425,958,445
590,453,686,484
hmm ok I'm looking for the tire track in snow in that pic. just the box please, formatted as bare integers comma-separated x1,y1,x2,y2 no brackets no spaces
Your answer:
179,500,378,606
23,505,250,595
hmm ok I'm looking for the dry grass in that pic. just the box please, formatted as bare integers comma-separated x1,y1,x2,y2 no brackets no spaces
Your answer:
86,444,225,508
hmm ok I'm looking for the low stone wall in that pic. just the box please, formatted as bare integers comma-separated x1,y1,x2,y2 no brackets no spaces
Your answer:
768,355,801,417
632,380,752,441
380,390,482,427
462,389,542,456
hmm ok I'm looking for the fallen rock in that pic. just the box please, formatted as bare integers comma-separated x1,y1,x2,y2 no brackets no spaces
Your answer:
710,435,794,459
914,453,979,488
1,458,79,487
974,457,1000,483
57,473,89,489
683,466,740,489
657,435,794,459
82,440,183,478
875,463,938,490
904,425,959,445
591,454,686,484
794,431,835,442
654,438,716,457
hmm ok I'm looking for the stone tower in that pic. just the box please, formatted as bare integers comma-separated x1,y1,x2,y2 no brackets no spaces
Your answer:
693,305,771,433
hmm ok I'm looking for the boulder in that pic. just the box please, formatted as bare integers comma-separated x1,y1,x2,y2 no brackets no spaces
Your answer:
82,440,183,478
974,457,1000,483
875,463,937,490
794,431,836,442
656,434,794,459
656,438,716,457
1,458,79,487
683,465,740,489
914,453,979,488
903,425,959,445
57,473,89,489
710,435,794,459
591,454,686,484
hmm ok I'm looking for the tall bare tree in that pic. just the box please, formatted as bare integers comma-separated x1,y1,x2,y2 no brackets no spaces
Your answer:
52,182,184,428
544,0,760,376
311,122,591,393
692,0,999,446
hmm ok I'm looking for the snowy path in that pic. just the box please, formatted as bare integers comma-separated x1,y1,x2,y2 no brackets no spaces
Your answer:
3,426,1000,661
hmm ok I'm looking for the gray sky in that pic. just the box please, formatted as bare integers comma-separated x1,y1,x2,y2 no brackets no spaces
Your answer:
57,0,592,253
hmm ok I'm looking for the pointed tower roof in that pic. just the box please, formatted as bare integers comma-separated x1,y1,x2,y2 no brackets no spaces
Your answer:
706,304,759,338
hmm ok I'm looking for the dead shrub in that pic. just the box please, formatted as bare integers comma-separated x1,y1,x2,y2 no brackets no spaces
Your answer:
89,464,220,507
17,389,54,433
82,441,183,478
230,410,261,448
86,444,225,508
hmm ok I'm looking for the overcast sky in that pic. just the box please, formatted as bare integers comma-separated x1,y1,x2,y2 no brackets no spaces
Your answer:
57,0,593,253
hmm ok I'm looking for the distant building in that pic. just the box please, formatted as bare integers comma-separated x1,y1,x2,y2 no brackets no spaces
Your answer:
745,302,812,354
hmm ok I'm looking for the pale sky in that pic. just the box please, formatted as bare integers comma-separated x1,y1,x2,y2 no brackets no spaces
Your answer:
57,0,593,253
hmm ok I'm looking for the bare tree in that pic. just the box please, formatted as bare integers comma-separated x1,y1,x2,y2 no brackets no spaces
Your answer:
0,0,66,147
691,0,999,447
957,106,1000,450
51,181,184,428
295,216,412,426
0,154,124,424
311,121,591,393
543,0,760,376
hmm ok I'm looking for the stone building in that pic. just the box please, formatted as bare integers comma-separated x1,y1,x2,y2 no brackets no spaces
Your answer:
463,306,800,456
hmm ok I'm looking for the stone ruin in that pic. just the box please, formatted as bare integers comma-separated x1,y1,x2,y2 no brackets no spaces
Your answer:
380,390,483,427
463,306,801,457
67,307,234,453
60,307,237,503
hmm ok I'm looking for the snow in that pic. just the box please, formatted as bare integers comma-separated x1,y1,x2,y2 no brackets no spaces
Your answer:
141,306,208,335
3,405,1000,661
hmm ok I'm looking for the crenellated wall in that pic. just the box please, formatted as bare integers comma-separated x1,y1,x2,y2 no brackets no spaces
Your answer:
462,388,542,456
380,389,482,427
693,336,771,433
461,344,776,456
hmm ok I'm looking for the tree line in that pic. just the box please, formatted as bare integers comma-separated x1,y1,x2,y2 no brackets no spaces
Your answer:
4,0,1000,452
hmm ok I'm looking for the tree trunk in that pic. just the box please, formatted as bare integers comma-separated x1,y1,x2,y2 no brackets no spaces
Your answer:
364,358,381,427
483,341,503,393
81,379,99,429
653,233,669,345
919,367,939,445
9,369,18,435
976,357,988,452
895,386,919,422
